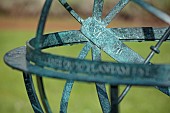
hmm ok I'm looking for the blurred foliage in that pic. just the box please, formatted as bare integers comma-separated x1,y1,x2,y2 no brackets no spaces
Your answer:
0,0,169,19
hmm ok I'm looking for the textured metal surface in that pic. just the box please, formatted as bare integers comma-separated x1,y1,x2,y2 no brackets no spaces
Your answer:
60,43,91,113
120,26,170,103
36,77,52,113
92,45,111,113
4,46,170,86
23,72,44,113
81,17,145,63
59,0,83,24
3,0,170,113
103,0,129,26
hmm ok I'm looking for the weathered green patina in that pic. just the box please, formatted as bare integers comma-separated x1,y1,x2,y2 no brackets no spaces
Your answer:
4,0,170,113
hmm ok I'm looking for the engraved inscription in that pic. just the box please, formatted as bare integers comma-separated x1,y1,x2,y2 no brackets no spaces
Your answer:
28,52,153,79
81,17,127,59
115,48,123,55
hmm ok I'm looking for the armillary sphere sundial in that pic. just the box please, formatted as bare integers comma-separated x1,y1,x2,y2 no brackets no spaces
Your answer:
4,0,170,113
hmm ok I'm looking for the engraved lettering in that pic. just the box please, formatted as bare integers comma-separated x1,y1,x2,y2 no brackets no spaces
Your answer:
120,66,130,76
93,27,102,38
102,64,112,74
131,67,151,78
62,60,71,70
56,59,63,68
75,62,85,72
110,65,117,75
143,67,150,77
29,51,159,80
115,48,123,55
90,63,99,73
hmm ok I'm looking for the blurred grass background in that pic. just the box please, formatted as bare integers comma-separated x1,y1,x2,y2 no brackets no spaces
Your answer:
0,0,170,113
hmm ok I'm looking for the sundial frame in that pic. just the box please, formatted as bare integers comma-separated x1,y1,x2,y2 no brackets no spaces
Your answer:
4,0,170,113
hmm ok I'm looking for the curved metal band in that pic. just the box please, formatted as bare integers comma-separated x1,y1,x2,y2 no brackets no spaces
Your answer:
4,27,170,86
35,0,52,49
60,43,91,113
36,77,52,113
4,45,170,87
60,80,74,113
23,72,44,113
92,46,111,113
24,35,170,87
35,0,53,112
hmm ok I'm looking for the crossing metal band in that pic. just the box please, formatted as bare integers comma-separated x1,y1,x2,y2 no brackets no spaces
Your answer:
6,30,165,87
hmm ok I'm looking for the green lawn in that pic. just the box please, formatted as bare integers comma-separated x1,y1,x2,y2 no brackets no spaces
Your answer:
0,29,170,113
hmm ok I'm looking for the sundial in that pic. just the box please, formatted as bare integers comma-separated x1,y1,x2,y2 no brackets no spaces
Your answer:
4,0,170,113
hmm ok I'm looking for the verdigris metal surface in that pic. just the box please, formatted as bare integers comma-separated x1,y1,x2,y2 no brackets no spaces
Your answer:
4,46,170,86
4,0,170,113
